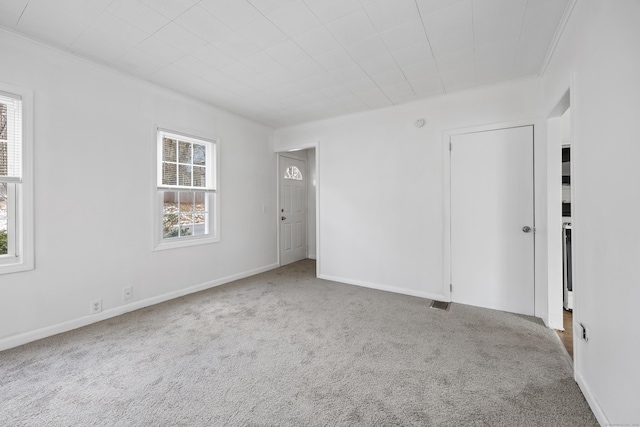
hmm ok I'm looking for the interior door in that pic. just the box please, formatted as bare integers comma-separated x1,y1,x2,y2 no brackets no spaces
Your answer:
280,156,307,266
450,126,535,315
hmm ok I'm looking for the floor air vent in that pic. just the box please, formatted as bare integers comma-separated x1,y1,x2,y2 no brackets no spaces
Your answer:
429,300,451,311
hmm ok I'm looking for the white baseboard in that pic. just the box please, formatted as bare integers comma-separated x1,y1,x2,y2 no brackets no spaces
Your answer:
0,263,279,352
318,274,445,301
575,370,609,426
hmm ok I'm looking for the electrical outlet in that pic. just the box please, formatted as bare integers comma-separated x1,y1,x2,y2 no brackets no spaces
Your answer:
123,286,133,301
90,299,102,314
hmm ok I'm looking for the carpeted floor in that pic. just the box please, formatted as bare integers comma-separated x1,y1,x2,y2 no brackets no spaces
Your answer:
0,259,597,426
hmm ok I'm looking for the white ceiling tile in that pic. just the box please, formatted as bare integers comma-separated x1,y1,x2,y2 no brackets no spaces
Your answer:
244,75,279,92
344,36,389,62
173,5,233,43
370,67,407,87
265,40,311,67
359,52,398,75
320,84,350,98
401,60,438,80
428,27,474,58
356,88,393,108
343,77,378,94
88,13,151,46
474,38,519,62
294,26,341,56
198,0,263,30
247,0,294,14
191,44,236,69
332,93,367,109
364,0,419,32
326,10,376,45
303,0,362,24
380,19,427,51
304,73,342,89
220,61,262,81
0,0,28,19
263,69,300,86
172,55,218,78
422,0,472,39
474,15,523,45
391,43,433,67
331,65,369,84
107,0,170,34
440,65,475,92
266,0,322,38
436,48,474,71
472,0,527,23
211,32,261,60
241,52,287,74
236,16,289,50
71,32,133,64
137,36,187,62
152,22,207,53
521,0,570,34
111,48,169,77
287,59,327,79
408,75,445,97
16,3,88,46
313,48,356,71
512,30,554,76
475,59,514,85
380,81,416,104
415,0,466,15
56,0,113,22
140,0,198,20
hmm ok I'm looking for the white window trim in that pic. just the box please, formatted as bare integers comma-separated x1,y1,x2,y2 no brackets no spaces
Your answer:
0,82,34,275
152,127,220,251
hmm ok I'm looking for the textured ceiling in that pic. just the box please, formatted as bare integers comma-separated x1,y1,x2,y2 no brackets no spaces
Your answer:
0,0,570,127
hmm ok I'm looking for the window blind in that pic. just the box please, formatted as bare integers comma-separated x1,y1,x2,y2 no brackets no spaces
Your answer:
0,92,22,183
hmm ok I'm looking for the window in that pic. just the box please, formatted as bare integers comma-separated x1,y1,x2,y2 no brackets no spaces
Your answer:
284,166,303,180
154,129,219,250
0,84,33,274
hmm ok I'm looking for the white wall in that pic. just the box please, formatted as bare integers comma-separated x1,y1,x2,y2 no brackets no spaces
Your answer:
0,31,277,349
542,1,640,424
275,79,543,302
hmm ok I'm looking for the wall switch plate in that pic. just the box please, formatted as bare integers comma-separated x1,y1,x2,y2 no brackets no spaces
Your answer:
123,286,133,300
91,299,102,314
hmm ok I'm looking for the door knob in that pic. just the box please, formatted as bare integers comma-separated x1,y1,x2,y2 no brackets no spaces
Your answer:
281,216,286,221
522,226,532,233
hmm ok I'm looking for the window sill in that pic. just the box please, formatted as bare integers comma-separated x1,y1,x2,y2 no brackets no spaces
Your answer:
153,234,220,252
0,257,34,275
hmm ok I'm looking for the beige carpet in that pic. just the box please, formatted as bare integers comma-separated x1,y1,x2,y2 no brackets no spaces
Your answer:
1,259,597,426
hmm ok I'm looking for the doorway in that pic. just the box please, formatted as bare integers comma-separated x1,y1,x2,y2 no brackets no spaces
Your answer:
279,154,307,266
450,125,535,315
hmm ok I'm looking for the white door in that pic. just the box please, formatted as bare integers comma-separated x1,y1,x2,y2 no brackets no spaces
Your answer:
280,156,307,266
450,126,535,315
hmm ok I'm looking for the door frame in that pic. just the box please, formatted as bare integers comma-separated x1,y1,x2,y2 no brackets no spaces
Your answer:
442,119,539,311
278,153,308,266
275,141,320,276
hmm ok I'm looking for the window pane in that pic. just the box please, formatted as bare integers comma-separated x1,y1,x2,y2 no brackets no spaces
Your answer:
0,103,7,177
0,183,7,255
163,138,177,162
193,143,206,165
162,163,177,185
179,213,193,237
193,166,206,187
178,141,192,164
179,191,194,212
179,165,192,186
284,166,303,180
162,192,179,238
193,192,207,236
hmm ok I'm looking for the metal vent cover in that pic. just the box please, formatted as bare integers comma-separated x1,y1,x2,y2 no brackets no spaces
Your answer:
429,300,451,311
